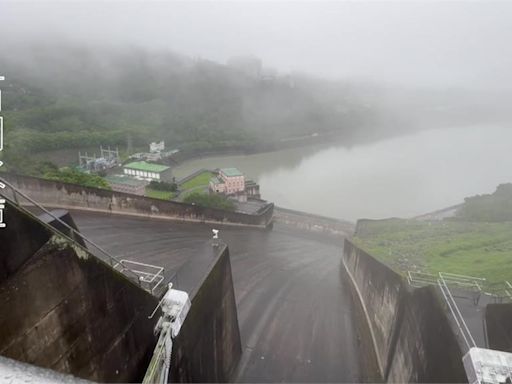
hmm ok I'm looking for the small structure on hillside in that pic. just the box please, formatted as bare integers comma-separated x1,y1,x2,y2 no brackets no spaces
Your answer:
150,141,165,153
128,140,179,163
123,161,172,182
105,175,148,196
147,141,165,162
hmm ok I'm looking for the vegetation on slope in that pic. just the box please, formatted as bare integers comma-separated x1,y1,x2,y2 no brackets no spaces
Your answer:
354,219,512,285
145,188,175,200
183,192,235,211
354,184,512,286
180,171,214,190
43,167,111,190
148,180,177,192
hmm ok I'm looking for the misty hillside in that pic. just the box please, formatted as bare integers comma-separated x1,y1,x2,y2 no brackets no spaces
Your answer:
0,44,412,157
456,184,512,222
2,43,510,164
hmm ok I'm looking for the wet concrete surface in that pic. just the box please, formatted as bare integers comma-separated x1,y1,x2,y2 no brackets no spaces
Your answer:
71,211,362,382
450,289,493,350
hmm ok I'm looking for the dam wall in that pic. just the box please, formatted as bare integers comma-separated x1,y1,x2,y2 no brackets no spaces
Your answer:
1,199,243,382
274,206,354,237
342,239,467,383
171,244,242,382
485,303,512,353
0,201,160,382
2,173,274,228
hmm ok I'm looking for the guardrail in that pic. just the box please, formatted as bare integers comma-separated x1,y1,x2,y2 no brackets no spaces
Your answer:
408,271,484,291
407,271,438,288
0,177,166,296
407,270,512,352
407,270,511,304
114,260,165,295
437,277,477,352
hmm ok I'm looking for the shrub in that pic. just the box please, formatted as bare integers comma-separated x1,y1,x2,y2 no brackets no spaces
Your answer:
148,180,177,192
183,192,235,211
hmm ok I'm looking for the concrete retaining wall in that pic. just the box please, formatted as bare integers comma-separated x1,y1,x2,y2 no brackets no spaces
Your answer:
0,201,160,382
485,303,512,353
274,206,354,237
171,244,242,382
342,239,466,383
2,173,273,228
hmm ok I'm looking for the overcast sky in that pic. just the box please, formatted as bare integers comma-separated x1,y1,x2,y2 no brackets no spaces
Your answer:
1,0,512,89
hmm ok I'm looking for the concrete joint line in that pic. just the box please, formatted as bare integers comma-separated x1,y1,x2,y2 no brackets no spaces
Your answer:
341,256,385,377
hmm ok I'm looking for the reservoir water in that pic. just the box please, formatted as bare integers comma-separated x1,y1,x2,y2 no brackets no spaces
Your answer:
173,125,512,221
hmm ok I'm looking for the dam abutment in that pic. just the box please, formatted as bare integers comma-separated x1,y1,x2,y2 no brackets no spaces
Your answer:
342,239,467,383
0,200,242,382
1,173,274,229
171,244,242,382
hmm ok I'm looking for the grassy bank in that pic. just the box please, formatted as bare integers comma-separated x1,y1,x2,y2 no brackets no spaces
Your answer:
145,188,175,200
180,171,214,190
353,219,512,285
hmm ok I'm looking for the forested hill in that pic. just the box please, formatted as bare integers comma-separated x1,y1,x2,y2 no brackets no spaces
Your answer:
2,42,509,166
0,43,408,159
456,184,512,222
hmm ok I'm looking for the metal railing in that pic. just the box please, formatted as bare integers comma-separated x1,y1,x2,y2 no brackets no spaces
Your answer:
407,271,438,288
0,177,165,296
406,270,512,352
114,259,165,295
408,271,484,291
437,276,477,352
407,270,511,304
439,272,486,291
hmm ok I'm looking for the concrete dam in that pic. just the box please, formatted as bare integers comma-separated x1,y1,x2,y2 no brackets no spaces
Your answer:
1,180,511,382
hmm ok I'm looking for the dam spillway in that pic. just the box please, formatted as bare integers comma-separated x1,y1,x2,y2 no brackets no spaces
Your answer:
71,211,365,382
0,198,479,383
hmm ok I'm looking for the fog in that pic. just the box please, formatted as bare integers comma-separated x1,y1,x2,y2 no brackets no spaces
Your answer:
1,0,512,90
1,0,512,220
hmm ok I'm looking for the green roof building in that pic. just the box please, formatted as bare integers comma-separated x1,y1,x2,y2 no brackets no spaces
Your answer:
123,161,172,181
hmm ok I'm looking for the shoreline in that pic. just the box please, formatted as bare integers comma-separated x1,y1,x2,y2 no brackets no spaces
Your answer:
169,130,346,165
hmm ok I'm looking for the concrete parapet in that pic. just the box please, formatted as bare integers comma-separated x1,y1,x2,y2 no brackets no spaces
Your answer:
342,239,467,383
2,173,274,228
171,244,242,382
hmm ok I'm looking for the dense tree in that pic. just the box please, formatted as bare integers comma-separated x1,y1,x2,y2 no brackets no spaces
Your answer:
0,44,400,159
456,184,512,222
43,168,111,190
148,180,177,192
